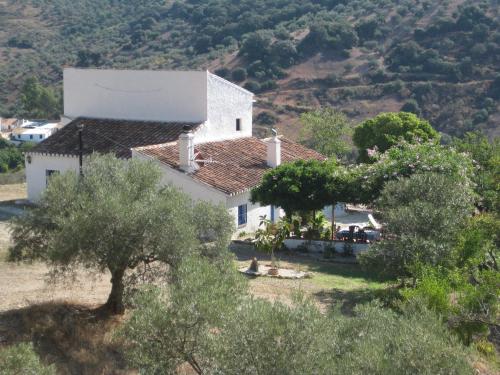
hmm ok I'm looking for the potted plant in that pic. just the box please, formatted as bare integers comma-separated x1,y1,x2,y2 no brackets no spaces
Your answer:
254,216,289,276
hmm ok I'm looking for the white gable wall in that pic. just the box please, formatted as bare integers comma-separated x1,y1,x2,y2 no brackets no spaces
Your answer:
197,73,253,143
64,69,208,123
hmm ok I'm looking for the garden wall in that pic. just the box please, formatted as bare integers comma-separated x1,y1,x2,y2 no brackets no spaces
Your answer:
284,239,369,255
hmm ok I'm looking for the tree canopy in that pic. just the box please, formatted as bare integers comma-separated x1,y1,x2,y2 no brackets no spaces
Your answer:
359,173,475,279
452,132,499,212
250,159,334,216
120,254,472,375
358,142,475,203
9,154,233,314
353,112,440,162
299,107,353,160
19,77,60,119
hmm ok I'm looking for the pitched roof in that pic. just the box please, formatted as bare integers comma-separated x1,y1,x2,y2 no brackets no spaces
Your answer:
29,118,202,159
136,137,326,195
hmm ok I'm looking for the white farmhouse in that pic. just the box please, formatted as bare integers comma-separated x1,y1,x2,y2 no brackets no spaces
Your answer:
25,68,324,234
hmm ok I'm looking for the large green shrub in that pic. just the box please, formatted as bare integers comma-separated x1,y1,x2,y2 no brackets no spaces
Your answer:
121,255,473,375
359,173,475,279
353,112,439,162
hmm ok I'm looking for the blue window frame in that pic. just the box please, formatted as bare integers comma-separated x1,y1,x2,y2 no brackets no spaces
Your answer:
238,204,247,226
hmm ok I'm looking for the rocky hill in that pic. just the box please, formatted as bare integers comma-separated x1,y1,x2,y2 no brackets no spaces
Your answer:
0,0,499,139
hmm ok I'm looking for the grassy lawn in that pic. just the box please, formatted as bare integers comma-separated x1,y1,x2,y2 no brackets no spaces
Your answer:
232,244,389,313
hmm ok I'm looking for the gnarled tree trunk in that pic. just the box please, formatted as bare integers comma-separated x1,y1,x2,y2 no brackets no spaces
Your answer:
103,267,126,315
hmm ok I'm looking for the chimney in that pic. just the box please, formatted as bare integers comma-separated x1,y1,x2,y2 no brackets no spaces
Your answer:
266,129,281,167
179,125,195,173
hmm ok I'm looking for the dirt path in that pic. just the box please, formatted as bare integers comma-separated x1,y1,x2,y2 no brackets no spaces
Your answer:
0,184,112,312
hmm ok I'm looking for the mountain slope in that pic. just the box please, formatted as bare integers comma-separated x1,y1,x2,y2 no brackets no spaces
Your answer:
0,0,498,139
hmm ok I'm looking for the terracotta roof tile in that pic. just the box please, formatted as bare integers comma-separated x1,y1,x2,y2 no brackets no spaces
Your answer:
30,117,202,159
137,137,325,195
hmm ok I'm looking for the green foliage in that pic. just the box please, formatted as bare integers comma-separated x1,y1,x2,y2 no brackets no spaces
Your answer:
359,173,475,278
401,268,453,315
231,67,247,82
489,75,500,99
9,154,234,314
19,77,60,119
400,99,421,116
254,216,289,267
299,107,353,160
335,301,471,375
0,343,56,375
255,111,278,126
453,214,499,271
250,159,334,216
121,256,473,375
452,132,500,212
299,21,358,56
359,141,475,203
353,112,439,162
0,140,34,173
119,255,247,374
401,265,499,345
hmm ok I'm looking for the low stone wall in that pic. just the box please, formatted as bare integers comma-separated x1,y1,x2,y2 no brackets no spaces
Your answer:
284,239,369,255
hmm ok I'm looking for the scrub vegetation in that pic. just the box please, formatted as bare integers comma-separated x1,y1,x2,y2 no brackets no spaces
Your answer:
0,0,498,136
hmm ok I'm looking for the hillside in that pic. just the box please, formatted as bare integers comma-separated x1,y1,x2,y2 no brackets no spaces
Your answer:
0,0,499,139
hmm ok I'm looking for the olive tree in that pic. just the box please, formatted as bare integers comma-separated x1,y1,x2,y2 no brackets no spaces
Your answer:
121,255,472,375
9,154,234,314
359,173,475,279
299,107,353,160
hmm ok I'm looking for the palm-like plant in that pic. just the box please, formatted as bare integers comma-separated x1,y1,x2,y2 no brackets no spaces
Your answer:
254,216,289,271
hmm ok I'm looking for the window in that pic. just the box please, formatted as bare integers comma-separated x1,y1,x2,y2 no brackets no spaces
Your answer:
237,204,247,226
236,118,241,131
45,169,59,186
39,134,43,139
29,135,33,139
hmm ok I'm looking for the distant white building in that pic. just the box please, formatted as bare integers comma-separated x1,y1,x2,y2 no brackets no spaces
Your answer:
25,68,324,234
13,122,61,143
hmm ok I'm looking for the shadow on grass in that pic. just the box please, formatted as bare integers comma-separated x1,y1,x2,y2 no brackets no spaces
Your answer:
314,287,401,316
0,302,129,375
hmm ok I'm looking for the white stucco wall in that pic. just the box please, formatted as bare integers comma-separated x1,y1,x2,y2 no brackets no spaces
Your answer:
133,150,271,236
64,68,208,123
132,150,227,206
196,73,253,143
226,192,274,235
25,154,80,201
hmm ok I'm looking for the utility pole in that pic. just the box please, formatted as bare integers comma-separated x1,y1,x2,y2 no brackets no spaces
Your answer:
77,123,84,177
